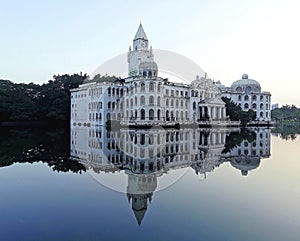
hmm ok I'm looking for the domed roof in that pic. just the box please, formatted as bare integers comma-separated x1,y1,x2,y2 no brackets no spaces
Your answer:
139,61,157,70
231,74,261,93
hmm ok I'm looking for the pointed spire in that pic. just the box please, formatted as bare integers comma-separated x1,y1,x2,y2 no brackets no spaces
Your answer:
134,23,148,41
133,208,147,226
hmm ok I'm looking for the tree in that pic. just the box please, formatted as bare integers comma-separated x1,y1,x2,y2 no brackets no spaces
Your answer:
222,97,256,126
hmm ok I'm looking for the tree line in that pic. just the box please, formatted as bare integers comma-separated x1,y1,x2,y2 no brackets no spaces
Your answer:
271,105,300,121
0,74,120,122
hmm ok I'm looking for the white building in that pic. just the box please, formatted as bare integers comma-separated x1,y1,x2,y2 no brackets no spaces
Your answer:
70,24,233,127
217,74,272,124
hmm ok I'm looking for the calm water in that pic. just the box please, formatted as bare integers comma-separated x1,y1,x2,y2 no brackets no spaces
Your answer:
0,126,299,241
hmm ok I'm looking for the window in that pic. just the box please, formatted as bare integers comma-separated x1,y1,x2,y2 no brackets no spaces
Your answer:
244,103,249,109
135,96,137,105
149,82,154,91
149,109,154,120
141,109,145,120
253,95,257,101
245,86,251,93
158,83,161,92
141,96,145,105
193,102,196,110
141,82,145,92
157,109,161,120
245,95,249,101
149,96,154,105
157,96,161,106
252,103,257,109
238,95,241,101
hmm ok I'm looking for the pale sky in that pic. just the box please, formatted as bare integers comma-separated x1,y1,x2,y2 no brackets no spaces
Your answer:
0,0,299,106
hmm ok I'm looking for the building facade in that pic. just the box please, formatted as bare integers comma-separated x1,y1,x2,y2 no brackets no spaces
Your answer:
217,74,272,124
70,24,231,127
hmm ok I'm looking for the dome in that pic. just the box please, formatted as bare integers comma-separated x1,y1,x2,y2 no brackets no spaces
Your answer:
139,62,158,77
231,74,261,93
230,157,260,176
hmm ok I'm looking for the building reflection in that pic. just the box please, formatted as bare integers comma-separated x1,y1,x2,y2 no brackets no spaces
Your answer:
70,126,271,225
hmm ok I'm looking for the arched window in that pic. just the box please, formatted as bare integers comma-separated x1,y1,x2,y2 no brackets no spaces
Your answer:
171,99,174,107
252,103,257,109
135,109,137,119
260,112,264,118
141,82,145,92
238,95,241,101
157,109,161,120
157,96,161,106
149,96,154,105
181,111,184,120
253,95,257,101
112,102,115,109
244,103,249,109
181,100,184,107
108,102,111,109
108,87,111,95
158,83,161,92
166,99,169,106
260,103,263,109
244,95,249,101
176,100,179,108
149,82,154,91
149,109,154,120
107,113,111,120
135,96,137,106
236,87,242,92
140,96,145,105
141,109,145,120
143,71,147,77
166,110,170,120
193,102,196,110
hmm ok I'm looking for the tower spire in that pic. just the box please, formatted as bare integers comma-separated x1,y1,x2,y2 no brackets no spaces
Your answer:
134,23,148,41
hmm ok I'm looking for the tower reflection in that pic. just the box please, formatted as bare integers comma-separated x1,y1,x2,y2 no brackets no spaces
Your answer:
70,126,270,225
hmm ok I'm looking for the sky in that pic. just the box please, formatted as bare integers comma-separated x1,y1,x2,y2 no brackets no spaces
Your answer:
0,0,299,106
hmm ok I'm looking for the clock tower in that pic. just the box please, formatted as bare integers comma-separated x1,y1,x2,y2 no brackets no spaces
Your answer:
127,23,156,77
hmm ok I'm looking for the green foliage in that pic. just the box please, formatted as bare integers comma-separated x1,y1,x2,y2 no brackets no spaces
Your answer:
0,73,87,122
222,129,256,153
222,97,256,126
0,127,86,173
271,105,300,121
272,121,300,141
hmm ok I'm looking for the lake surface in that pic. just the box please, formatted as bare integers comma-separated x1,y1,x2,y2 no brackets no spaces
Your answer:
0,126,299,241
